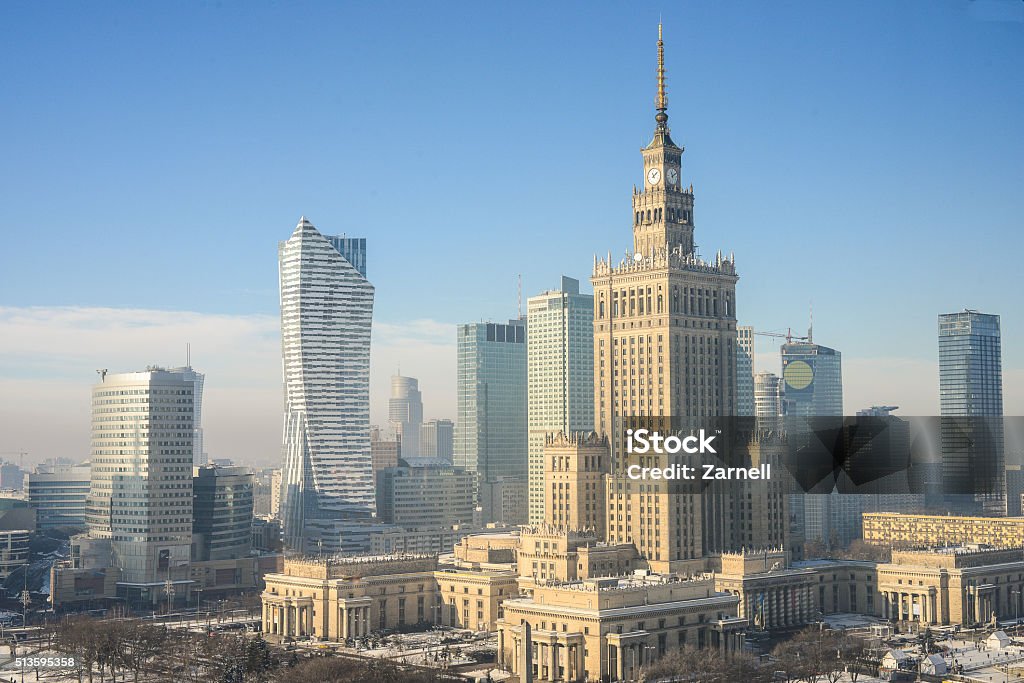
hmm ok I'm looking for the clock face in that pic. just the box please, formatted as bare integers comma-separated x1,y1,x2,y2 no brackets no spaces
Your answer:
667,168,679,185
647,168,661,185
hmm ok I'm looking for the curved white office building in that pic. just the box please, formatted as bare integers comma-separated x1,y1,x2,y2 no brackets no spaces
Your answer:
278,217,375,550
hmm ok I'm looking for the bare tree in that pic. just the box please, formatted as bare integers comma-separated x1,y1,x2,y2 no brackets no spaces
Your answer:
640,647,773,683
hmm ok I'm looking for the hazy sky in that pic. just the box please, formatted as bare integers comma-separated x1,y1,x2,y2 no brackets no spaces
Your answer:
1,2,1022,467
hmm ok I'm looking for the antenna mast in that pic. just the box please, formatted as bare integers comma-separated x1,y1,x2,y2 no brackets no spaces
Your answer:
517,274,522,319
808,302,814,344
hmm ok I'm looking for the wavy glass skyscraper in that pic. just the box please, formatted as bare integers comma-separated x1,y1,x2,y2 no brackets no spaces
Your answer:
278,217,374,550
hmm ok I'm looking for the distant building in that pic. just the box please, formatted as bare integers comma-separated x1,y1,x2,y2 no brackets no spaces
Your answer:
455,319,528,525
270,468,282,519
0,463,24,492
939,310,1003,417
862,512,1024,549
252,517,283,553
736,325,755,416
192,465,254,562
27,464,90,531
370,427,400,485
389,375,423,459
526,276,594,524
374,465,476,527
0,500,35,580
938,309,1005,515
780,341,847,549
419,419,454,462
754,371,784,418
780,341,843,417
252,468,276,518
1008,465,1024,517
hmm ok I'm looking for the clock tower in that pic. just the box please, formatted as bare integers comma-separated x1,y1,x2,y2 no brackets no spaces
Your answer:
632,24,695,257
592,24,740,573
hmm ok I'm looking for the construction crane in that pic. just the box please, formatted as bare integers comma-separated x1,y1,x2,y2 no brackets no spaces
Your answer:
754,328,810,344
0,451,27,468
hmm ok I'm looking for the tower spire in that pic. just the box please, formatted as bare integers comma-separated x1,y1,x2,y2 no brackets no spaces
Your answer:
655,23,668,127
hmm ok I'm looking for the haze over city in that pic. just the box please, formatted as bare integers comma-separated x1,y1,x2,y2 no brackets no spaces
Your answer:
2,2,1022,467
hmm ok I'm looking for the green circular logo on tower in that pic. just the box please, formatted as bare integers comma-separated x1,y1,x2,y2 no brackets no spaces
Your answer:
784,360,814,390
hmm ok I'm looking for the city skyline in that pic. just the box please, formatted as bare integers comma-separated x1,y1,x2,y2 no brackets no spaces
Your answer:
2,4,1023,467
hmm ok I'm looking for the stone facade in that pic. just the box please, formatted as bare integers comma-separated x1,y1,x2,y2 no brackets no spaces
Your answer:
544,432,608,538
517,525,639,585
497,573,744,682
261,555,518,641
877,547,1024,627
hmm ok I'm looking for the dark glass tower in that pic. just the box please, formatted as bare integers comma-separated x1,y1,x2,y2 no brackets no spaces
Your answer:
939,310,1004,514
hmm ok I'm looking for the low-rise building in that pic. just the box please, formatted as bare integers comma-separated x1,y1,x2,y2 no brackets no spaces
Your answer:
261,555,518,641
27,464,90,531
263,556,438,640
497,572,745,683
863,512,1024,548
877,546,1024,626
714,548,818,630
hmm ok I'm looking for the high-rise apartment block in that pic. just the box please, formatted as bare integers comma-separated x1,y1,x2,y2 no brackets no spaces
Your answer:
736,325,755,416
279,217,375,549
86,368,196,598
389,375,423,458
526,276,594,523
420,419,454,462
455,319,528,524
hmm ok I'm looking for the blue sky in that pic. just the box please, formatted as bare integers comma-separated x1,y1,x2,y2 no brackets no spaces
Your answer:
1,2,1022,464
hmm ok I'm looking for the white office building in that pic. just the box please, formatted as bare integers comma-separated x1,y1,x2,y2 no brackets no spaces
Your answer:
86,368,196,595
278,217,375,550
526,276,594,524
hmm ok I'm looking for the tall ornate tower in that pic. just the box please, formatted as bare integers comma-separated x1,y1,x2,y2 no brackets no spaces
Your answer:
592,25,740,573
632,24,695,258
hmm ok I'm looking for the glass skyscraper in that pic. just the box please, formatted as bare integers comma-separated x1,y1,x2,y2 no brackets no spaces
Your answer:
939,309,1004,514
780,341,846,550
780,342,843,417
939,310,1003,417
389,375,423,459
454,318,527,524
278,217,375,550
526,276,594,523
